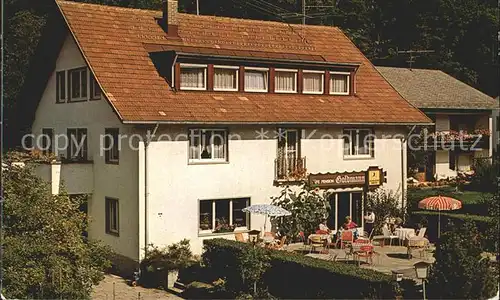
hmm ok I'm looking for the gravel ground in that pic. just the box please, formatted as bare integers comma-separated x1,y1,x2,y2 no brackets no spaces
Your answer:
92,274,182,300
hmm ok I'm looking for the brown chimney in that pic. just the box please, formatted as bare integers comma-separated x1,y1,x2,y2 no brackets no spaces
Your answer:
161,0,179,37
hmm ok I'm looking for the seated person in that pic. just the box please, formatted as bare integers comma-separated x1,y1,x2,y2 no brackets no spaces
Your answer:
343,216,358,230
318,220,331,234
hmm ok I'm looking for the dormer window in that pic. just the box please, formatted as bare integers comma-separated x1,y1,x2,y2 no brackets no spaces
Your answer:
275,69,297,93
214,66,238,91
330,72,350,95
180,64,207,90
244,67,268,92
303,70,324,94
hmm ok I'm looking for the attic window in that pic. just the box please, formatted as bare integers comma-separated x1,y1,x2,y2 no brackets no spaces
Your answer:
330,72,350,95
214,66,238,91
56,71,66,103
275,69,297,93
90,74,101,100
303,70,324,94
244,67,268,92
180,64,207,90
69,67,88,101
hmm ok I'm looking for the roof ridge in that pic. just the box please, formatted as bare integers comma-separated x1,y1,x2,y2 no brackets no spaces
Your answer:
56,0,160,14
56,0,340,31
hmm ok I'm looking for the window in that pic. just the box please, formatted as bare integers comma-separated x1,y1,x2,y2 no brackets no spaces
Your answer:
330,72,350,95
199,198,250,233
189,129,228,162
214,66,238,91
276,129,303,180
105,197,119,235
327,192,363,232
274,69,297,93
244,68,268,92
56,71,66,103
69,68,88,101
343,129,374,158
303,71,324,94
67,128,88,160
90,74,101,100
105,128,119,164
41,128,54,155
180,64,207,90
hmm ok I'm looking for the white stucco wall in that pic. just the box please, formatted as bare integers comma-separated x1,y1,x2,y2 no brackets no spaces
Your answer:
145,125,407,254
31,34,141,261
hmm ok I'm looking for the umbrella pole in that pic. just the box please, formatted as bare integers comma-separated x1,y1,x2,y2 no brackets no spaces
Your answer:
438,210,441,239
264,216,267,232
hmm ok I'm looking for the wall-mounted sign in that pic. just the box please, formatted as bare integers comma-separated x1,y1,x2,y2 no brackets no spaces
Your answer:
308,171,366,189
308,166,385,189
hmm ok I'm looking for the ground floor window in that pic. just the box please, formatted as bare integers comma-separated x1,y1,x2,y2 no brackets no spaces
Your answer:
105,197,119,236
199,198,250,233
327,191,363,232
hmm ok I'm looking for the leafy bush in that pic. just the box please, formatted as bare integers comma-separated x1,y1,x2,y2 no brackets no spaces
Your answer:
470,159,498,193
203,239,416,299
140,239,196,288
270,185,329,239
1,157,112,299
428,221,498,299
410,211,495,250
366,188,403,234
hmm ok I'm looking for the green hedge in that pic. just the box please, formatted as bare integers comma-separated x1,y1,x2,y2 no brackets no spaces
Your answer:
203,239,416,299
410,211,495,251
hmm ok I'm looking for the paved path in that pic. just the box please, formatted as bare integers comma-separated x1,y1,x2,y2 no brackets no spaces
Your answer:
92,274,182,300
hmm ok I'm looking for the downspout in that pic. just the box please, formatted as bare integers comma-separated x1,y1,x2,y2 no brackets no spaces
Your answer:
401,125,417,217
144,123,159,257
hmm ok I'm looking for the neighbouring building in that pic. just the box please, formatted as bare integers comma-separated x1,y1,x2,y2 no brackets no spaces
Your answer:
377,67,498,180
23,0,430,271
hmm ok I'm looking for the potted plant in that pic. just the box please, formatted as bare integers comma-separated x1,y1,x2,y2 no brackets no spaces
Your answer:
213,218,235,233
140,239,196,290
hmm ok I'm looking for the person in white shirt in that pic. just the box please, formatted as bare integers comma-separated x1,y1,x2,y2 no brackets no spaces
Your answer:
364,209,375,235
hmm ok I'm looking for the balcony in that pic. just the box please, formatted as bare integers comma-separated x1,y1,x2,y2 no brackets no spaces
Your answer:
425,130,490,151
274,156,307,184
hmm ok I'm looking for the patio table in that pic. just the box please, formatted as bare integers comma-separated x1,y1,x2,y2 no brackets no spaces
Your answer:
395,228,416,244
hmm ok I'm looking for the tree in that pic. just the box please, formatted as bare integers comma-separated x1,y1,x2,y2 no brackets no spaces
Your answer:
271,185,329,239
366,188,403,234
427,221,498,299
1,154,112,299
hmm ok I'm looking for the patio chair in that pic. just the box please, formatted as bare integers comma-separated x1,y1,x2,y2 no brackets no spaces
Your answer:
309,235,325,253
340,230,354,249
355,245,374,266
417,227,427,238
373,227,398,246
271,236,287,250
234,232,245,242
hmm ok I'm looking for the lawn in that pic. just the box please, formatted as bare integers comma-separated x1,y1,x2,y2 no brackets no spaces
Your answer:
407,186,490,205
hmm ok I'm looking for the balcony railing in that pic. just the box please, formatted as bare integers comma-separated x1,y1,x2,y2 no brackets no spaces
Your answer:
274,156,307,183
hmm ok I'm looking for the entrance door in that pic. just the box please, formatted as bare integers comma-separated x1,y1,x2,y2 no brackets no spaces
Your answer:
337,192,350,229
327,191,364,232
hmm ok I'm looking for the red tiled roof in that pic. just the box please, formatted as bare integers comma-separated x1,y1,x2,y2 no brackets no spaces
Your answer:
55,0,430,124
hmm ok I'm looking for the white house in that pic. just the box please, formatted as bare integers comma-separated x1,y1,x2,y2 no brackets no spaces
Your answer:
377,67,498,180
24,0,430,273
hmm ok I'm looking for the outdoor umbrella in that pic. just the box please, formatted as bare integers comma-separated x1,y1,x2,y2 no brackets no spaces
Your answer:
242,204,291,232
418,195,462,238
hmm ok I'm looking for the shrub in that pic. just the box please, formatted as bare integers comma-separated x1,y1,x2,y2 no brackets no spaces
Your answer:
409,211,495,250
470,159,498,193
270,185,329,239
366,188,403,234
428,221,498,299
140,239,196,288
203,239,415,299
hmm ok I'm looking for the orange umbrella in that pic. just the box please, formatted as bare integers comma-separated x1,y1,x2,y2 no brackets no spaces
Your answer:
418,195,462,238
